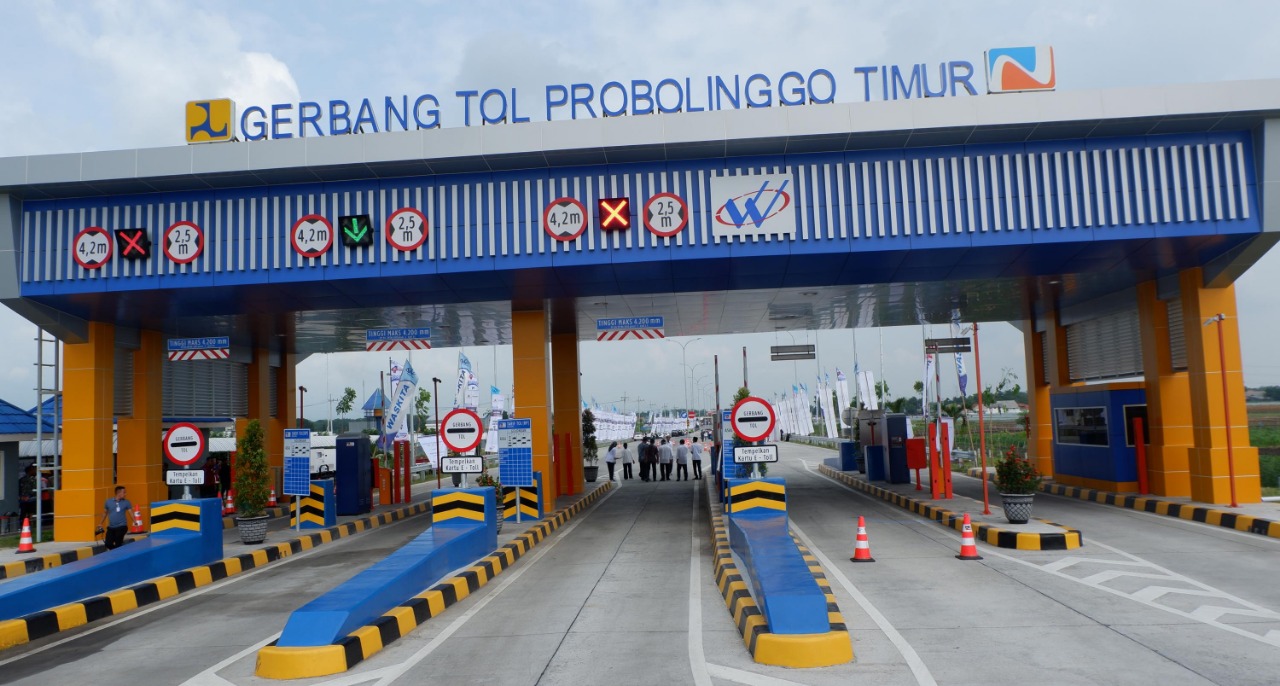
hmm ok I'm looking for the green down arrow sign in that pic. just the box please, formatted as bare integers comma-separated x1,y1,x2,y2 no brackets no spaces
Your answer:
340,214,373,247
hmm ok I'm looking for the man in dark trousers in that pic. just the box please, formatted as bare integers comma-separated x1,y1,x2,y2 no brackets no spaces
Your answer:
98,485,135,550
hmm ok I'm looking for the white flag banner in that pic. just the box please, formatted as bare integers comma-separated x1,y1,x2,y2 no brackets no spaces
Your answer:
821,378,838,439
835,369,851,428
857,371,878,411
384,360,419,437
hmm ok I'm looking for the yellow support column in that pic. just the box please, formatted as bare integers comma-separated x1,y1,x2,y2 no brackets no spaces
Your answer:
237,348,273,485
1179,268,1261,504
1136,281,1193,497
512,308,556,507
1023,322,1053,477
551,331,583,497
59,322,115,541
116,330,166,508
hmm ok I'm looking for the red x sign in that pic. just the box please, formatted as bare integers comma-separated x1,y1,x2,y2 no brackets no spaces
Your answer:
598,197,631,231
114,228,152,260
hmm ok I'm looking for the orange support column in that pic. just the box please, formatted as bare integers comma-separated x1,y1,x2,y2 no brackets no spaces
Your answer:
1136,281,1193,497
267,354,296,476
238,348,273,484
551,331,583,497
513,308,556,509
116,329,166,509
1023,323,1053,478
1179,268,1261,505
59,322,115,541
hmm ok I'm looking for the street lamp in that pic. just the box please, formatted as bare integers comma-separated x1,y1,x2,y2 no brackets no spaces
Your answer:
667,337,702,429
432,377,443,489
298,386,307,429
1204,314,1239,507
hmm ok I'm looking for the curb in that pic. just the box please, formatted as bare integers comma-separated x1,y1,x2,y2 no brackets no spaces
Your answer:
819,464,1082,550
964,467,1280,539
220,505,290,530
1,542,117,582
0,501,431,651
704,480,853,668
254,481,615,680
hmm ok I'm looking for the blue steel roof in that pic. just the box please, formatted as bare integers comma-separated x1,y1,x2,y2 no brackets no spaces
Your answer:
361,388,390,414
0,398,55,436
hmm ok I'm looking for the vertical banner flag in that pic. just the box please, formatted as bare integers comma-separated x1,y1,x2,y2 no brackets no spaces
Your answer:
923,353,936,417
384,359,419,438
822,374,838,439
465,372,480,411
390,359,403,383
951,318,969,398
454,352,473,408
857,370,878,411
835,368,851,428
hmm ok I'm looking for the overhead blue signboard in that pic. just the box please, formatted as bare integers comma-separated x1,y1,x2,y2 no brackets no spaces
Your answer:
167,336,230,351
365,327,432,342
596,316,664,331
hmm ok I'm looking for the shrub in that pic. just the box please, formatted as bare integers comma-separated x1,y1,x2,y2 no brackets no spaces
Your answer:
233,419,271,517
994,445,1041,494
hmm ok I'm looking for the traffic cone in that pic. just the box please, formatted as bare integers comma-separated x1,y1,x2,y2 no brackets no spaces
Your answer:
16,517,36,554
850,515,875,562
268,487,278,508
130,508,145,534
956,513,983,560
224,491,236,516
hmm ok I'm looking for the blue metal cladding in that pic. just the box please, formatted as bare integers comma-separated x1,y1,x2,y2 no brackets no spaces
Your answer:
1050,388,1146,483
19,131,1258,295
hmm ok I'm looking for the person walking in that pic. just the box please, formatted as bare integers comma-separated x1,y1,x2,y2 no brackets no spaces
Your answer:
658,439,674,481
605,441,619,482
638,438,650,482
17,465,37,522
98,485,135,550
621,442,634,480
675,439,690,481
690,437,704,480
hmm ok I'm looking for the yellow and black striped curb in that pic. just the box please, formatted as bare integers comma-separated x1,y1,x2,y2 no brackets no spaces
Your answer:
1,543,115,582
725,480,786,513
1040,481,1280,539
255,482,614,679
0,501,432,651
819,464,1082,550
704,481,853,668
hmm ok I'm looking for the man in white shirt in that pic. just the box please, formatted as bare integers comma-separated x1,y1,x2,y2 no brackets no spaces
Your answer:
690,437,704,480
657,439,674,481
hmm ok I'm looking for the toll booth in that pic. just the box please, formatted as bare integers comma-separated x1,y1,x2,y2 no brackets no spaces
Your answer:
1049,386,1147,491
886,413,911,484
336,433,372,515
858,409,888,481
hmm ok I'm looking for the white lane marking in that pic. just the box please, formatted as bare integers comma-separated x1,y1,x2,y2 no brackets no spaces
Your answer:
331,487,620,686
0,525,368,670
178,633,281,686
982,538,1280,647
789,522,938,686
688,483,713,686
706,662,813,686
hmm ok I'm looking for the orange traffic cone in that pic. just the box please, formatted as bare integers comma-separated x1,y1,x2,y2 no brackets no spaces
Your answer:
956,513,983,560
268,487,278,508
16,517,37,554
850,515,875,562
224,491,236,516
130,509,145,534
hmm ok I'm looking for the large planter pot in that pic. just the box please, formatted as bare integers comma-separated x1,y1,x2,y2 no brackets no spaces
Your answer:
235,514,270,545
584,465,599,483
999,493,1035,524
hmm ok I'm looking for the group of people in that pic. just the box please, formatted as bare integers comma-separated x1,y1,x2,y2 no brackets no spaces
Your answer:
604,436,706,482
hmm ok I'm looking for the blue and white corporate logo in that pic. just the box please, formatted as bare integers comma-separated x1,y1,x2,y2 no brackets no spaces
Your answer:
985,46,1056,93
710,173,796,240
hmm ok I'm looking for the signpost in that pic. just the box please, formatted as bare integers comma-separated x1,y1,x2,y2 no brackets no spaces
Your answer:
924,337,972,354
543,197,588,242
167,336,231,361
595,316,665,341
72,227,113,270
440,409,484,454
732,445,779,463
290,214,333,258
440,456,484,473
284,428,312,532
163,422,206,500
730,396,776,443
164,221,204,264
498,418,533,522
365,327,432,352
643,193,688,237
385,207,429,252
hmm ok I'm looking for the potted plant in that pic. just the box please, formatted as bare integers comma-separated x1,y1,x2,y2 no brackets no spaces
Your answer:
582,409,599,483
474,469,503,533
993,445,1042,524
233,419,272,544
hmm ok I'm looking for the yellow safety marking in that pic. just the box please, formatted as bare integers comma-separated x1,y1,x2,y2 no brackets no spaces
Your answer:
319,531,334,543
433,508,485,523
424,589,446,616
468,565,490,586
2,561,23,578
1205,510,1223,526
255,645,349,680
104,588,139,615
753,631,853,668
432,491,485,506
154,576,180,600
727,497,787,512
0,619,29,649
1016,532,1041,550
349,624,384,659
190,566,213,587
444,576,471,602
152,502,198,516
387,606,417,637
251,550,270,567
152,518,201,533
728,480,785,497
52,603,88,630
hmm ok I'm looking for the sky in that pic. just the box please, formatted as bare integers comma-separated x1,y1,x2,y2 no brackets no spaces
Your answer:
2,0,1280,422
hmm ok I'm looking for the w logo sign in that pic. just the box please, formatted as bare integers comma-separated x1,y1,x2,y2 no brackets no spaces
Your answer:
986,46,1056,93
710,173,796,239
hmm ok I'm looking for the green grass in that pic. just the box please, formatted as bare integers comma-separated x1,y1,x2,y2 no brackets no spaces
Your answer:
1250,426,1280,448
1262,486,1280,498
0,529,55,549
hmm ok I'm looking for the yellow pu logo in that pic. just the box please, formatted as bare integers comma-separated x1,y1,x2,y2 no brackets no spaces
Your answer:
185,99,235,143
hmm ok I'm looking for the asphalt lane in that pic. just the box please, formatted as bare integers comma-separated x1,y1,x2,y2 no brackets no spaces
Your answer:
0,508,436,686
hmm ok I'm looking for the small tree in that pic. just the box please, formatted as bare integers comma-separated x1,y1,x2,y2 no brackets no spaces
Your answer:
582,409,599,465
336,387,357,417
733,386,751,404
414,388,432,432
234,419,271,518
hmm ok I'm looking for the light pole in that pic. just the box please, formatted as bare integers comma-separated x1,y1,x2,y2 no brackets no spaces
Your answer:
432,377,443,489
1204,314,1239,507
297,386,307,429
667,337,702,430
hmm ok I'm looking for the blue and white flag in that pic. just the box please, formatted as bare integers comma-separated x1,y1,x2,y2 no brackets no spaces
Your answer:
384,360,419,437
390,360,403,383
951,320,969,397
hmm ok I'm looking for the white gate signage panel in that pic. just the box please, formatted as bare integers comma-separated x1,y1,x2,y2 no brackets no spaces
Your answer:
709,173,796,240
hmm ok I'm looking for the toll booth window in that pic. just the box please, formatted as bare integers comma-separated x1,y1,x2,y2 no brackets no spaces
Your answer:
1055,407,1109,447
1123,404,1149,447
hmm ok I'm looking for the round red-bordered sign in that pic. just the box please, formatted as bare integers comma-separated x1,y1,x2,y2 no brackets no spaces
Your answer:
543,197,588,242
290,214,333,258
385,207,429,252
730,396,776,443
72,226,113,270
643,193,689,238
163,422,206,466
440,408,484,453
164,221,204,264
